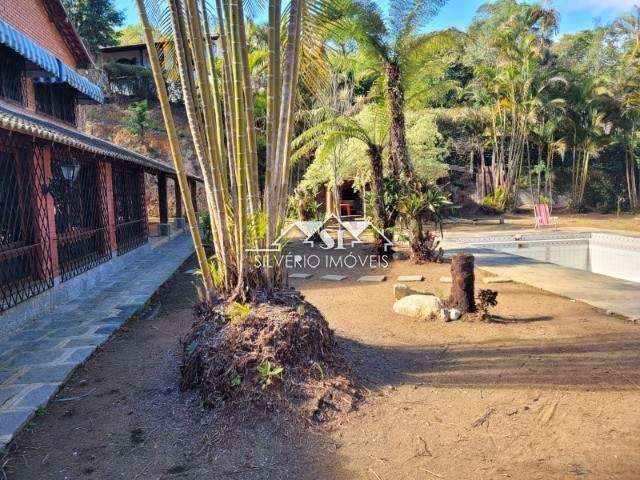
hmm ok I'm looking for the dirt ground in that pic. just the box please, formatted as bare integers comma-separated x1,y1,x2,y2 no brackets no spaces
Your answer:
3,244,640,479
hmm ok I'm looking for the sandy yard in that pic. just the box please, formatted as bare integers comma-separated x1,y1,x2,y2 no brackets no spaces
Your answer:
3,242,640,479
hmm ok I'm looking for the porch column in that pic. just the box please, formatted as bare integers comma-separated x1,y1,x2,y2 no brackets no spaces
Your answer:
189,179,198,214
100,161,118,254
139,170,149,238
174,177,184,229
158,172,170,236
40,145,59,277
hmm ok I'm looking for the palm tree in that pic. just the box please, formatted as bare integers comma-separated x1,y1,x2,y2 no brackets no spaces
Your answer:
610,10,640,211
465,1,560,210
293,105,390,234
135,0,340,298
564,79,613,209
344,0,450,178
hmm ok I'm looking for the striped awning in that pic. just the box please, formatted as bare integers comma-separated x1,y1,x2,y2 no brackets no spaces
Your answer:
0,19,59,76
58,62,104,103
0,19,103,104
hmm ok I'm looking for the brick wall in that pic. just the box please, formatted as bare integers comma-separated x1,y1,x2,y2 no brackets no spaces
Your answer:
0,0,77,67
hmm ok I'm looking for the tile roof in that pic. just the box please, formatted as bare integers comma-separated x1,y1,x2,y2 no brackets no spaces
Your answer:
0,102,200,180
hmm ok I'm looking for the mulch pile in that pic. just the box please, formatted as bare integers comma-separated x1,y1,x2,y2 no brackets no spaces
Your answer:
180,288,361,422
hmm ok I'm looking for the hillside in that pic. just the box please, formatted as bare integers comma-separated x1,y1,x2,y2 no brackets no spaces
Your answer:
83,100,202,218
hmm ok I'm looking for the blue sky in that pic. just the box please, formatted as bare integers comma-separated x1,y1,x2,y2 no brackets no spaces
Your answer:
115,0,636,37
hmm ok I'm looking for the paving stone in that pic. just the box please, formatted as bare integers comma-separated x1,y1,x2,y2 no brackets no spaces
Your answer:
320,275,347,281
93,324,122,335
7,350,68,368
289,273,312,279
0,409,32,436
10,364,76,385
357,275,387,282
62,336,107,348
397,275,424,282
7,330,48,343
47,327,95,338
439,276,452,283
94,315,127,324
10,339,65,351
116,305,141,317
0,368,19,385
13,384,60,409
62,347,96,364
0,385,24,406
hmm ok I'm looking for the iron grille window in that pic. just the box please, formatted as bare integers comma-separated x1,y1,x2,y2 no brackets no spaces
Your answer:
50,147,111,280
0,134,54,312
0,45,26,105
112,163,148,255
34,83,77,125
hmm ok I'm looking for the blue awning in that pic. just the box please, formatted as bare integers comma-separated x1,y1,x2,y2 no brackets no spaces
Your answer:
0,19,59,76
0,19,104,104
58,61,104,103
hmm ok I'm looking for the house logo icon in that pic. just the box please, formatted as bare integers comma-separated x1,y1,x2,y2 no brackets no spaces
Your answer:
248,214,393,253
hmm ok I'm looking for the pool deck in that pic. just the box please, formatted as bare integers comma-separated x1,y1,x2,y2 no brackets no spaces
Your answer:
442,229,640,321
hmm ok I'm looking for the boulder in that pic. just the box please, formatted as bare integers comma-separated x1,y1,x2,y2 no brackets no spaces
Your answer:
439,308,450,321
449,308,462,321
393,294,443,319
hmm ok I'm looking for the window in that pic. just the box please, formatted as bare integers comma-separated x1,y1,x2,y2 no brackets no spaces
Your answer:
0,136,54,311
50,147,111,280
0,45,26,104
34,83,77,125
113,164,148,255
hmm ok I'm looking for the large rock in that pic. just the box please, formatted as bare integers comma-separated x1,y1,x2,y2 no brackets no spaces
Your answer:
393,294,443,319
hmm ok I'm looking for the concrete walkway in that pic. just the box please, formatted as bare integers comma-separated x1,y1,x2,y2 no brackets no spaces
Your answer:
0,234,194,449
447,245,640,320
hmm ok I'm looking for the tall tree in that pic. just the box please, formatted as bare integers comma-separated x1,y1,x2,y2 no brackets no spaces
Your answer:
135,0,339,298
62,0,125,52
345,0,448,178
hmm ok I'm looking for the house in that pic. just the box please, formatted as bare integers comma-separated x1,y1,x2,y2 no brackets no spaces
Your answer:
99,42,151,68
0,0,201,319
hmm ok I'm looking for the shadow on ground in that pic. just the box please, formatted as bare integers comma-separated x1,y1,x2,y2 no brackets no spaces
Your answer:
338,332,640,391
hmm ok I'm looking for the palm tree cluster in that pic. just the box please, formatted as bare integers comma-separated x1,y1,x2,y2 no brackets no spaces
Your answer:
294,0,640,227
131,0,640,294
134,0,341,298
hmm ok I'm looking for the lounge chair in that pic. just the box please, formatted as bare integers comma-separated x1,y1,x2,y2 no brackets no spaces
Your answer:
534,203,558,229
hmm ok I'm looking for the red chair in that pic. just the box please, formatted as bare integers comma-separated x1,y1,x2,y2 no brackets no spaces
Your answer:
534,203,558,229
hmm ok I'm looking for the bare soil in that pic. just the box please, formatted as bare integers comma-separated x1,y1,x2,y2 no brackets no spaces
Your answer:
4,245,640,479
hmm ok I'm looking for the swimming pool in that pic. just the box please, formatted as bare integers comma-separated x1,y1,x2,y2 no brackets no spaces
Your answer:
448,232,640,284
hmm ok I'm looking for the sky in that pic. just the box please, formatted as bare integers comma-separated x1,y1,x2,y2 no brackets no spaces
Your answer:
115,0,637,37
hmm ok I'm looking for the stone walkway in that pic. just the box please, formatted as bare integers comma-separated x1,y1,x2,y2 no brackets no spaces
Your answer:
0,234,194,449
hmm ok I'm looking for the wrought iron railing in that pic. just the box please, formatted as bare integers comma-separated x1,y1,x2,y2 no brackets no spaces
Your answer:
113,163,148,255
0,45,26,105
0,133,54,312
51,146,112,281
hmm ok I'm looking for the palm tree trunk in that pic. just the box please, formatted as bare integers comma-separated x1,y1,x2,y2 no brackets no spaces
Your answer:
134,0,214,297
385,60,413,178
367,144,387,230
264,0,281,232
267,0,304,242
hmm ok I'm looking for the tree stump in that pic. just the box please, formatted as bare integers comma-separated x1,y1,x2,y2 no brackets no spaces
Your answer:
448,253,476,313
